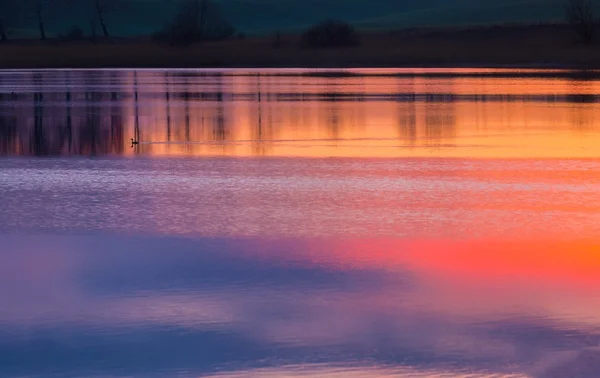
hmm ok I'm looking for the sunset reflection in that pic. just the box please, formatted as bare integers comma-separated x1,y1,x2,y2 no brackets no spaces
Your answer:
124,71,600,158
253,239,600,327
2,69,600,377
2,235,599,377
2,69,600,158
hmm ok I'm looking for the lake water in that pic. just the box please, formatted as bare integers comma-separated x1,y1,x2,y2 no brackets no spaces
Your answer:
1,68,600,377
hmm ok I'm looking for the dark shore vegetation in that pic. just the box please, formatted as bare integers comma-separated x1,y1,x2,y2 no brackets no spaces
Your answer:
3,23,600,69
300,20,359,48
564,0,596,44
1,0,600,69
154,0,235,46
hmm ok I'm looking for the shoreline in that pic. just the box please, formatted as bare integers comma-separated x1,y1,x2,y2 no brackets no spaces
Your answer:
2,23,600,70
2,59,598,71
1,63,599,74
0,63,593,70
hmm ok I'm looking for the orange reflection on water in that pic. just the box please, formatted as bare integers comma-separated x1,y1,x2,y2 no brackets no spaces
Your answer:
248,238,600,329
4,69,600,158
122,72,600,158
301,239,600,286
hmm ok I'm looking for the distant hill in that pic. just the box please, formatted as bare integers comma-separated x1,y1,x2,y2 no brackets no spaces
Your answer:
2,0,588,38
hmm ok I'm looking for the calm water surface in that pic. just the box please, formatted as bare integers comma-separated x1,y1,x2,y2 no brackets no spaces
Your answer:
1,69,600,377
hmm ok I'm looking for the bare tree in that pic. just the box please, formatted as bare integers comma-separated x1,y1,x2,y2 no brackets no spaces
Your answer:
66,0,119,39
565,0,596,44
36,2,46,40
93,0,112,38
157,0,235,45
28,0,65,40
301,20,359,48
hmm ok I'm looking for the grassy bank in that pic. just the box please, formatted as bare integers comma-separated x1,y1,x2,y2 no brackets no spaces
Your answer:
1,23,600,69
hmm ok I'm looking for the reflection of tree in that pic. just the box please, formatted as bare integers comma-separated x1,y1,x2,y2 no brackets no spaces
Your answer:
248,77,276,155
0,113,17,154
425,103,456,145
77,71,124,155
0,89,17,154
65,71,73,152
324,80,340,139
110,72,124,154
0,76,18,155
396,78,417,145
165,72,172,142
1,71,125,156
183,76,191,141
568,104,594,132
213,74,227,142
252,77,268,155
132,71,140,153
31,74,47,156
566,73,595,132
214,107,226,141
394,79,460,148
397,103,417,145
134,72,140,141
327,103,340,139
80,74,102,155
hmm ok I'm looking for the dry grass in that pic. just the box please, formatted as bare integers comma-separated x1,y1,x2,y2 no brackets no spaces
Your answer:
1,24,600,68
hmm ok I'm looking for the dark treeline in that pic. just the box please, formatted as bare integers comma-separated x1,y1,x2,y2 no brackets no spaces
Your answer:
0,0,598,50
0,0,119,41
0,0,363,47
0,0,235,43
154,0,236,45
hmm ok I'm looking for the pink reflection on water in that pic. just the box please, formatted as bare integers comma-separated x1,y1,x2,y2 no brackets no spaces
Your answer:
1,235,599,377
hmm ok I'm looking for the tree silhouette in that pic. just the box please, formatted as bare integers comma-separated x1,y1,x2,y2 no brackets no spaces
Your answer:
92,0,116,38
301,20,359,48
25,0,63,40
34,0,50,40
565,0,596,44
157,0,235,45
65,0,119,39
31,74,47,155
